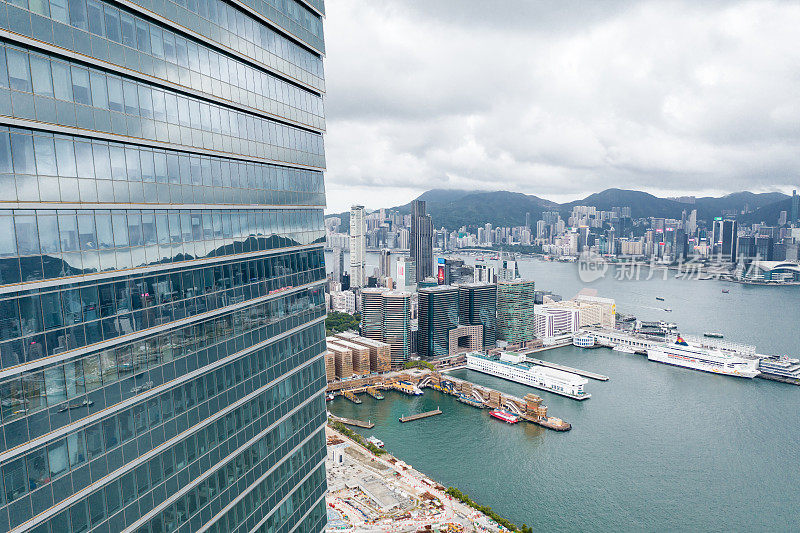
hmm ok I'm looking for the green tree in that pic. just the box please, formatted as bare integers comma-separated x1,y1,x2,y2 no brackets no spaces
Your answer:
325,311,360,336
404,360,435,371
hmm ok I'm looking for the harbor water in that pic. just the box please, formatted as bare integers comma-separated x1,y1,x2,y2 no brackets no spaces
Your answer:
327,254,800,531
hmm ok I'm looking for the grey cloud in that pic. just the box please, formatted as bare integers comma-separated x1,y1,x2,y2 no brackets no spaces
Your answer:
322,0,800,213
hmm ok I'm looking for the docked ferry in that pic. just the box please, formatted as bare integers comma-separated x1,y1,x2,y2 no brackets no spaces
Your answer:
646,337,760,378
758,356,800,382
489,410,520,424
466,352,591,400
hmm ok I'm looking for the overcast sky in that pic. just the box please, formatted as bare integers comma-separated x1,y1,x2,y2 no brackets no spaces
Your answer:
320,0,800,213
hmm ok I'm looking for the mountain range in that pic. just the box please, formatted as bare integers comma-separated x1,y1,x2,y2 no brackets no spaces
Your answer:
326,188,792,231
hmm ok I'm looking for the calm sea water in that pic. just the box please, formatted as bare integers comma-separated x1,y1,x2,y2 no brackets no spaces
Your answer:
327,253,800,532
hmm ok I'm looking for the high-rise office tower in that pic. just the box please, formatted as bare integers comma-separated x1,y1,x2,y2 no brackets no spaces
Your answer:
395,256,416,290
409,200,433,283
332,246,344,283
381,291,412,367
497,279,537,344
458,283,497,349
719,219,738,262
359,289,411,368
378,249,391,278
418,286,458,358
0,0,329,531
473,264,496,284
792,189,799,226
687,209,698,236
350,205,366,288
360,288,385,341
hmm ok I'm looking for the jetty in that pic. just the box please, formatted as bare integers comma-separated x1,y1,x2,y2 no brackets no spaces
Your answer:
329,414,374,429
366,387,384,400
342,390,362,404
399,409,442,423
325,368,572,431
524,357,609,381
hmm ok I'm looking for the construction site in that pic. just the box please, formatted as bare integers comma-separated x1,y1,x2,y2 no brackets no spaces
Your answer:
325,428,512,533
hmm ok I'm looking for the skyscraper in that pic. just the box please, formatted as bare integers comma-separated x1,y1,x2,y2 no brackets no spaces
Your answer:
792,189,799,226
360,288,386,341
359,289,411,368
497,279,537,344
332,246,344,283
350,205,366,288
395,256,416,290
382,291,412,367
410,200,433,283
418,285,459,358
0,0,329,531
458,283,497,349
379,248,392,278
718,219,738,262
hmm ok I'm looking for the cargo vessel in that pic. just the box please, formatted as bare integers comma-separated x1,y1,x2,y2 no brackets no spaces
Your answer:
466,352,591,400
647,337,760,378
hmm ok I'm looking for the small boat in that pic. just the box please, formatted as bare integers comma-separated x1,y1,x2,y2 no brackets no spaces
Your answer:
366,436,384,448
659,322,678,329
656,297,665,301
476,256,485,262
489,410,520,424
663,308,672,312
704,332,724,338
722,289,730,293
326,393,335,402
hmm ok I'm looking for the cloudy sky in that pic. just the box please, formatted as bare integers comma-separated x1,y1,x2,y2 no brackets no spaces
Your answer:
320,0,800,213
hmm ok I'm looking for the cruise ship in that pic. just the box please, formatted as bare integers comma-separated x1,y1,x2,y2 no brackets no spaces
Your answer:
466,352,591,400
646,337,760,378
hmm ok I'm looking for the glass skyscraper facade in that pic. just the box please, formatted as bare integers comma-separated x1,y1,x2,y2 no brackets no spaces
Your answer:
0,0,328,531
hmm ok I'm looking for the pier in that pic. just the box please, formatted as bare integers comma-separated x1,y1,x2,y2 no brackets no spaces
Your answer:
524,357,609,381
425,373,572,431
366,387,384,400
329,414,374,429
326,368,572,431
342,390,362,404
399,409,442,423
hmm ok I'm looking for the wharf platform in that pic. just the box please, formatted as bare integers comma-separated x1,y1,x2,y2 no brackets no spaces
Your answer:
524,357,609,381
329,414,374,429
399,409,442,423
366,387,384,400
342,390,362,404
